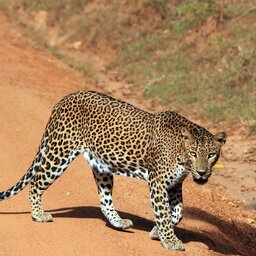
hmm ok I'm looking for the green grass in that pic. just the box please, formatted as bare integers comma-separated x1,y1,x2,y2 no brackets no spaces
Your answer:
110,1,256,126
2,0,256,130
171,0,216,36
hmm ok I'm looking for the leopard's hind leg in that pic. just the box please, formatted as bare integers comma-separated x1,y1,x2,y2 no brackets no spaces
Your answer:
84,154,133,230
29,150,80,222
93,170,133,229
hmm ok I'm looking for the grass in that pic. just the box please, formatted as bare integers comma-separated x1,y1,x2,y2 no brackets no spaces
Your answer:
109,1,256,126
2,0,256,130
172,0,216,35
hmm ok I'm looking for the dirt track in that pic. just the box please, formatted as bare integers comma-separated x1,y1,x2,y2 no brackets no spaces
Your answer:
0,10,255,256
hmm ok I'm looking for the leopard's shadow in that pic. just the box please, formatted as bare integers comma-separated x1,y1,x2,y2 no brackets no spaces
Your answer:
50,206,239,255
0,206,241,255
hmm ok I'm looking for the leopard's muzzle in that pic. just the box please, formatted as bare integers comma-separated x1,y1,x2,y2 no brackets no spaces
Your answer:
192,169,210,185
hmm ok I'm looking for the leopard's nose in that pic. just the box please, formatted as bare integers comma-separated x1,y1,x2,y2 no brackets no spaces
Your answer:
197,170,207,177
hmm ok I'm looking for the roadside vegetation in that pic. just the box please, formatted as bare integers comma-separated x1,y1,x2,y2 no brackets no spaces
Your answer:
1,0,256,132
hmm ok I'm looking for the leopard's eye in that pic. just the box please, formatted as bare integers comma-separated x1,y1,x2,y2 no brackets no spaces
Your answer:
208,153,216,159
189,151,197,158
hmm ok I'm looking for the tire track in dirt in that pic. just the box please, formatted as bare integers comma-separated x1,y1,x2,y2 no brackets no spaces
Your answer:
0,10,255,256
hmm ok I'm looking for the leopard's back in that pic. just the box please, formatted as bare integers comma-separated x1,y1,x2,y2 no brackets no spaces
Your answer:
36,91,154,181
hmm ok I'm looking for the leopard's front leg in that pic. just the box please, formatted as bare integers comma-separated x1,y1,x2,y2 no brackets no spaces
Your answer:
150,182,183,240
148,172,185,251
169,183,183,225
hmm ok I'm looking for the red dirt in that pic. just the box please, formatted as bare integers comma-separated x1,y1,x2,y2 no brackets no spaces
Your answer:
0,10,255,256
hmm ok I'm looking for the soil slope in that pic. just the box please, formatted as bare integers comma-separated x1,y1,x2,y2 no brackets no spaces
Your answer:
0,10,255,256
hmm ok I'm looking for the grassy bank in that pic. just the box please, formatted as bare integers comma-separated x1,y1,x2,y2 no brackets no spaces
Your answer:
1,0,256,131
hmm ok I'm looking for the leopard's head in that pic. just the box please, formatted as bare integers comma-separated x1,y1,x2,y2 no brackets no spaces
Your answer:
181,127,227,185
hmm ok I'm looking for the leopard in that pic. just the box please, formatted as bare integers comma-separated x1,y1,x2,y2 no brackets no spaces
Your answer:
0,90,227,251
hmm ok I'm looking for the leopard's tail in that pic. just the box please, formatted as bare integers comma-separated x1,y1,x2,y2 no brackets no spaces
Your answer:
0,163,37,201
0,127,50,201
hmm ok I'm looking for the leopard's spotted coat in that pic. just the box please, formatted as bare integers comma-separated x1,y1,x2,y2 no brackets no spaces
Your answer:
0,91,227,250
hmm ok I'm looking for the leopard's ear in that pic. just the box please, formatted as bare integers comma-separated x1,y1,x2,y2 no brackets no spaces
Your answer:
213,132,227,145
181,127,193,140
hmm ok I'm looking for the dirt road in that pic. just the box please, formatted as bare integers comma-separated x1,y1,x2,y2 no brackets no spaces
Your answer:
0,10,255,256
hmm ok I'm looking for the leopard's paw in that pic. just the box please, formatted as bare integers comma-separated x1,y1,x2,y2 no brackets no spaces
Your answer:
119,219,133,229
32,212,53,222
149,225,159,240
110,218,133,230
161,238,185,251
